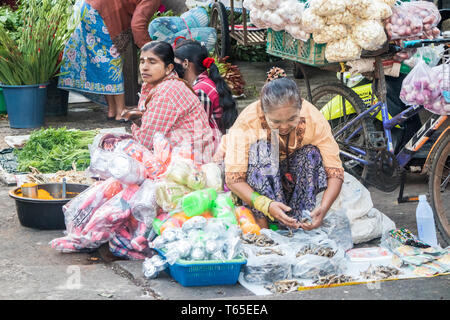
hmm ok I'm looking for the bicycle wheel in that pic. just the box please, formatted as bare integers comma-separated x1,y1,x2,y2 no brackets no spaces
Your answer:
311,83,377,183
209,2,231,58
428,130,450,247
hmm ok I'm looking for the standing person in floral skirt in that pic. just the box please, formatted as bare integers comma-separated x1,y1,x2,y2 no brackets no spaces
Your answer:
58,0,160,122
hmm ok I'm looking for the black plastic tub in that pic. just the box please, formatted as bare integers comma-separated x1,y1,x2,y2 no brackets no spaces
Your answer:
9,183,89,230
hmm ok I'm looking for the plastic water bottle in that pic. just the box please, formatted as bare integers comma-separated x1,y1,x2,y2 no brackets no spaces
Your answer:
416,195,438,247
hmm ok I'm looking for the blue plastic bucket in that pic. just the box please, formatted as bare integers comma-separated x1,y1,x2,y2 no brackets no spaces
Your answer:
0,83,48,128
0,88,7,114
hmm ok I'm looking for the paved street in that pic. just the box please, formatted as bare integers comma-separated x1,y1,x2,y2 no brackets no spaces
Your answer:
0,61,448,300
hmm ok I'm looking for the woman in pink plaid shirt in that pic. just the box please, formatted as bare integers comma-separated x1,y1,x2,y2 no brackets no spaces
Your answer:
130,41,217,164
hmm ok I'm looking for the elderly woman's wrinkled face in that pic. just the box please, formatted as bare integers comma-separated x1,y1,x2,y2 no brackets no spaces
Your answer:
139,49,172,86
264,101,302,136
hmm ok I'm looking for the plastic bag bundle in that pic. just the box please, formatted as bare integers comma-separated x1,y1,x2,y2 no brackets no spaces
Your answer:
88,146,113,180
108,154,147,186
326,10,357,26
62,178,123,236
143,255,168,279
301,8,326,33
201,163,223,192
346,0,373,16
400,60,441,106
149,217,243,266
403,45,444,69
309,0,346,17
50,179,134,253
357,0,392,20
313,24,348,44
285,24,310,42
385,3,424,40
351,20,387,51
292,238,346,280
235,206,261,235
325,36,362,63
129,179,159,226
403,1,441,39
211,192,238,225
80,185,139,243
148,7,209,40
424,66,450,115
155,181,192,212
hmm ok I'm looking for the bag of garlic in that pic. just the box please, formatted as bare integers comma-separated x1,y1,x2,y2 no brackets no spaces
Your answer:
313,24,348,44
325,36,362,63
326,10,357,26
301,8,326,33
309,0,346,17
351,20,387,51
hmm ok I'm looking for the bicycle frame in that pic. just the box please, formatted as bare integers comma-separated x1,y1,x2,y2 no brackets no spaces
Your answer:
335,101,448,169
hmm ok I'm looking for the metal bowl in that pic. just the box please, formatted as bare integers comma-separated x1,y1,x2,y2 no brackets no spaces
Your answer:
9,183,90,230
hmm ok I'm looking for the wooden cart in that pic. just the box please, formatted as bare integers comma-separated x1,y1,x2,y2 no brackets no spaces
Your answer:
209,0,266,58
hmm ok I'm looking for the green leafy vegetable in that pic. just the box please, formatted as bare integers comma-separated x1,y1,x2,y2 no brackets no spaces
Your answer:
14,127,98,173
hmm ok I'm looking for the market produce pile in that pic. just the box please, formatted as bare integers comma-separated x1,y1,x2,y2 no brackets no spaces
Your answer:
14,127,97,173
45,131,450,289
244,0,442,63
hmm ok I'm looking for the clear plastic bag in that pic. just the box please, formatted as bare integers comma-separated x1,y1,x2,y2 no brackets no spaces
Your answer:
325,10,357,26
346,0,373,17
243,252,294,284
404,1,441,40
400,60,441,106
201,163,223,192
301,8,326,33
292,238,346,280
155,181,192,212
319,208,354,252
385,3,424,40
108,154,147,186
325,36,362,63
357,0,392,20
351,20,387,51
129,179,159,226
313,24,347,44
309,0,346,17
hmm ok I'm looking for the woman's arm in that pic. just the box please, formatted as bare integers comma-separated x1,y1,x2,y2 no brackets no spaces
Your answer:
300,177,343,230
131,0,161,48
227,181,301,229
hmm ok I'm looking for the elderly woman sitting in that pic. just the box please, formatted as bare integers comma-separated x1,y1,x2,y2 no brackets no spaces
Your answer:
217,76,344,231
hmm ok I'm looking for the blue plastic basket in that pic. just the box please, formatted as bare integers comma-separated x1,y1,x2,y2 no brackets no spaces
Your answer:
156,249,247,287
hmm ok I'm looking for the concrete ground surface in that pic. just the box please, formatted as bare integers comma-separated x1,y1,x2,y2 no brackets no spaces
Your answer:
0,60,448,301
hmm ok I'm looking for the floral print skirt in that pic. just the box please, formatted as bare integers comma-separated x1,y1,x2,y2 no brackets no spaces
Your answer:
58,0,123,106
245,140,328,228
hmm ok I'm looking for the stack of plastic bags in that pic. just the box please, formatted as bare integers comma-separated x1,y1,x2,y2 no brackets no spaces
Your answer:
144,217,244,279
148,7,217,51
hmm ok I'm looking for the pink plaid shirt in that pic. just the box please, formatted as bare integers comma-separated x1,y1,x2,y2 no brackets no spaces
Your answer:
132,76,216,164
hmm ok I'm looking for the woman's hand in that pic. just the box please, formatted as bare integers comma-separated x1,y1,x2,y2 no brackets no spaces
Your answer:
269,202,301,229
299,206,326,231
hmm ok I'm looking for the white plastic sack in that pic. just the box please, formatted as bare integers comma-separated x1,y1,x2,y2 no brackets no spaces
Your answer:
316,172,396,244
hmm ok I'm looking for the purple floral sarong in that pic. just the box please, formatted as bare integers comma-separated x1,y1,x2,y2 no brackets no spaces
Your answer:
245,140,328,228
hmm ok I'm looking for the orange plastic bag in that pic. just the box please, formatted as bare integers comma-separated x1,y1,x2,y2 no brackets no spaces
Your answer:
235,206,261,235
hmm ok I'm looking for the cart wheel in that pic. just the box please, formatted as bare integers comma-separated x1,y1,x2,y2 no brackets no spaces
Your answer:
293,62,305,79
210,2,231,58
